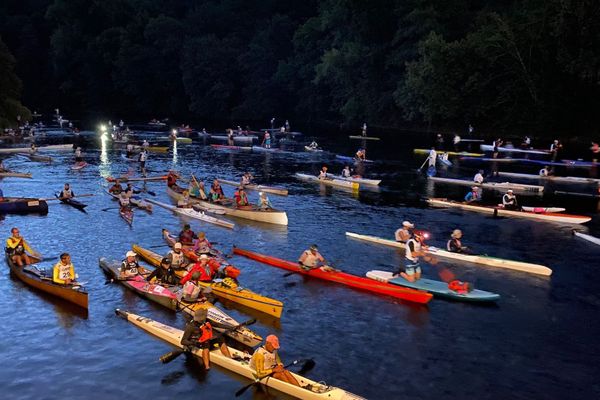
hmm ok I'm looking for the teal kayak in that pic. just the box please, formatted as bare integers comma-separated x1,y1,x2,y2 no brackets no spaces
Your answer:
366,270,500,303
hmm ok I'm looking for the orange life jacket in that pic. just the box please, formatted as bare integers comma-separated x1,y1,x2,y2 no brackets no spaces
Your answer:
448,280,472,294
197,322,213,343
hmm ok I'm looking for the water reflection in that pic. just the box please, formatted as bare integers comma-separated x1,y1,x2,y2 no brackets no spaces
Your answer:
171,141,178,166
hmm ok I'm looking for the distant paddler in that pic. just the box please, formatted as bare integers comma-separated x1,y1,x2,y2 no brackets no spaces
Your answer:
341,165,352,178
492,138,503,158
29,143,37,154
192,231,213,254
177,190,192,208
53,253,77,285
399,230,429,282
126,143,135,159
262,131,272,149
189,175,208,200
250,334,300,386
179,224,197,246
361,122,367,136
318,165,329,179
446,229,474,254
209,179,226,202
120,250,148,278
298,244,335,272
453,134,461,151
166,170,180,187
241,171,254,185
395,221,414,243
139,149,148,171
550,139,562,162
6,227,41,266
108,179,124,194
181,308,233,370
502,189,519,210
307,140,319,150
539,166,551,176
74,147,83,162
58,183,75,200
473,170,484,184
257,192,273,210
355,148,366,162
427,147,437,168
464,186,481,203
234,186,249,207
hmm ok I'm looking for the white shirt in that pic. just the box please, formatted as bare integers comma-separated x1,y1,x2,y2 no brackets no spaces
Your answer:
474,173,484,184
453,135,461,144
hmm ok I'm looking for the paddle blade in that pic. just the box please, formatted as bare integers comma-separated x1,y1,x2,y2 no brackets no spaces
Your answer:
159,349,185,364
235,382,255,397
297,358,316,375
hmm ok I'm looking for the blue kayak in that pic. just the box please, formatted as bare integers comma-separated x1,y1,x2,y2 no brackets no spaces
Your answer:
335,155,374,163
366,270,500,303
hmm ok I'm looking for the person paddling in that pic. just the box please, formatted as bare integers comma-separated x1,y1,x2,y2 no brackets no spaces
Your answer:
58,183,75,200
341,166,352,178
210,179,225,202
146,257,177,285
464,186,481,203
241,172,254,185
318,165,329,179
250,335,301,386
53,253,76,285
395,221,414,243
192,232,213,255
262,131,271,149
355,148,366,161
447,229,473,254
298,245,334,272
120,251,147,278
427,147,437,168
234,186,249,207
180,309,232,370
473,170,484,184
74,147,83,163
6,227,41,266
502,189,519,210
179,224,197,246
539,166,551,176
181,254,219,284
109,179,124,194
180,271,212,302
399,230,428,282
166,242,188,271
166,170,179,187
257,192,273,210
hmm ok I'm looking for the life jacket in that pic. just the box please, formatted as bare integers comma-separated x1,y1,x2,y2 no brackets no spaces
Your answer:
222,277,238,288
121,259,139,276
7,237,25,255
196,262,214,282
405,239,421,262
250,346,278,371
448,280,472,294
235,191,248,206
61,188,73,198
182,280,202,301
179,230,195,245
193,238,211,254
196,321,213,343
168,250,186,269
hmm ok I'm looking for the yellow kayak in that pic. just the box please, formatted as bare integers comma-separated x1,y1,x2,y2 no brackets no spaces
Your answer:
132,244,284,318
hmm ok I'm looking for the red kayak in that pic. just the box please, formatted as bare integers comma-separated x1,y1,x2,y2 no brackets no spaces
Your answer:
233,247,433,304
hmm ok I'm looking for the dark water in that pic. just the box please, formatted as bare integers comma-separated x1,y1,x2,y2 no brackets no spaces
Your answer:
1,131,599,400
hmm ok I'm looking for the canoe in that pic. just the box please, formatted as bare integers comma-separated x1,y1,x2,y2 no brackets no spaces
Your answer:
16,152,53,162
413,149,483,157
496,171,600,184
100,259,261,347
146,199,234,229
327,174,381,186
7,253,88,309
116,309,365,399
521,206,565,213
349,135,380,140
106,175,167,183
55,193,87,212
210,144,252,151
106,190,152,212
166,184,288,226
0,171,32,178
335,155,374,163
427,176,544,194
480,144,550,155
0,197,48,214
232,247,433,304
426,198,591,224
219,179,288,196
345,232,552,276
70,161,87,170
0,144,73,154
134,244,284,319
461,156,600,168
366,270,500,302
573,231,600,246
295,173,359,190
120,207,134,225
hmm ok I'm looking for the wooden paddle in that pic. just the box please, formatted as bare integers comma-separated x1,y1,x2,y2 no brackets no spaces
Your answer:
159,318,256,364
234,358,316,397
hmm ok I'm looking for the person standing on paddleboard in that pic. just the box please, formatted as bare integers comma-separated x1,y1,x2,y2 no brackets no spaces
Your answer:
395,221,414,243
492,138,503,159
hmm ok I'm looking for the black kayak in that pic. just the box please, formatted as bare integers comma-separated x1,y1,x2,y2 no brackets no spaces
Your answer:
55,193,87,212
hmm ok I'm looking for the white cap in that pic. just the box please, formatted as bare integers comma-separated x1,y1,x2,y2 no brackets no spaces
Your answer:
402,221,414,228
174,242,182,249
126,251,136,258
507,189,513,193
199,254,209,260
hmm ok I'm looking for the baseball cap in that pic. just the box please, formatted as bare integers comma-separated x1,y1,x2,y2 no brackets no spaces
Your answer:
265,334,280,349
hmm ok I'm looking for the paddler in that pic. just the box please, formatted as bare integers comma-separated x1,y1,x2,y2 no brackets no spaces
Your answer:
29,143,37,154
146,257,177,285
120,251,147,278
262,131,272,149
446,229,473,254
138,149,148,171
318,165,329,179
58,183,75,200
234,186,249,207
355,148,366,161
492,138,503,158
52,253,76,285
180,254,219,284
473,170,484,184
210,179,225,202
257,192,273,210
192,231,213,255
241,171,254,185
180,271,211,302
180,308,232,370
189,178,208,200
298,245,334,272
395,221,414,243
126,143,134,158
399,230,428,282
550,139,562,162
464,186,481,203
250,334,300,386
6,227,41,266
341,166,352,178
502,189,519,210
118,191,131,209
308,140,319,150
427,147,437,168
177,190,192,208
178,224,197,246
166,242,188,271
166,170,179,187
74,147,83,162
539,166,551,176
109,179,124,194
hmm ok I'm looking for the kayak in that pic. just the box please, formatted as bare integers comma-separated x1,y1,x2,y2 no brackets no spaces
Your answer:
304,146,324,152
106,175,167,183
116,310,365,399
167,184,288,226
336,155,374,163
55,193,87,212
496,171,600,184
70,161,87,170
428,176,544,194
295,173,359,190
210,144,252,151
345,232,552,276
219,179,288,196
100,259,261,347
17,152,53,162
146,198,234,229
366,270,500,302
0,197,48,214
0,171,32,178
107,190,152,212
573,231,600,246
134,244,284,319
427,198,591,224
480,144,550,155
521,206,565,213
326,173,381,186
349,135,380,140
7,253,88,309
554,190,600,198
0,144,73,153
232,247,433,304
120,207,134,226
461,156,600,168
413,149,483,157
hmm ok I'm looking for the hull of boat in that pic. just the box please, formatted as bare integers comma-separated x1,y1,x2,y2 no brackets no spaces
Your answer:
219,179,288,196
0,198,48,214
428,176,543,194
295,173,359,190
146,199,234,229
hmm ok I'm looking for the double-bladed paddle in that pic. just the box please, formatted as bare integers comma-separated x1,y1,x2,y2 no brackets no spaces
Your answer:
234,358,316,397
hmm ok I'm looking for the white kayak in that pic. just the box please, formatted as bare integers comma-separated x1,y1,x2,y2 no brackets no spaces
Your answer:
295,173,359,190
428,176,543,194
480,144,550,155
346,232,552,276
573,231,600,246
116,310,366,400
0,144,73,154
427,198,591,224
218,179,288,196
326,173,381,186
496,171,600,184
146,198,234,229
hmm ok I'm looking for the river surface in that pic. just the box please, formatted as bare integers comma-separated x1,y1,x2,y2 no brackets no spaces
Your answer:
1,130,599,400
